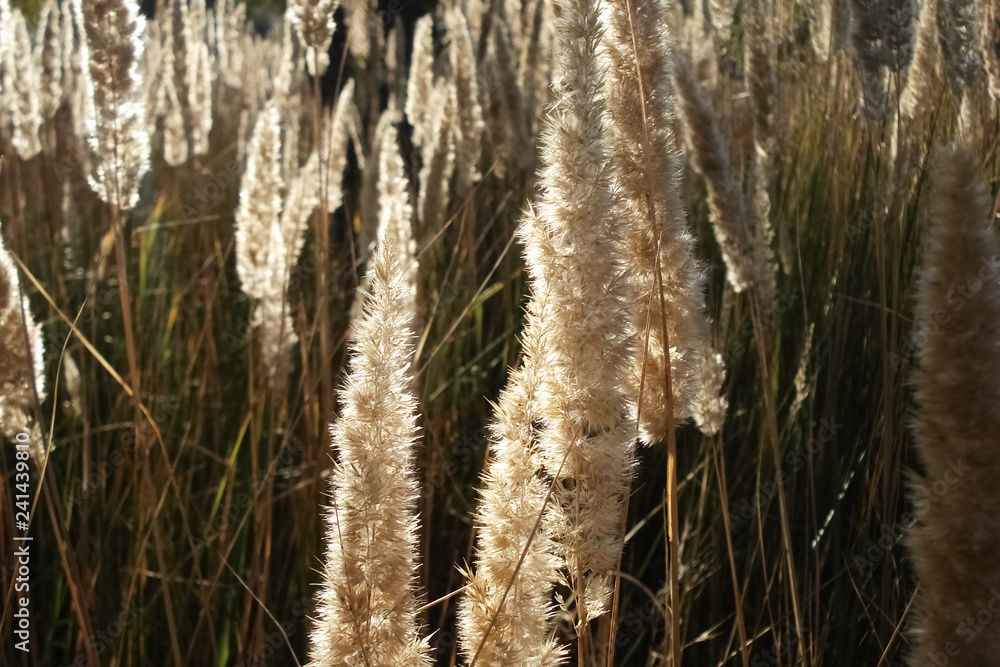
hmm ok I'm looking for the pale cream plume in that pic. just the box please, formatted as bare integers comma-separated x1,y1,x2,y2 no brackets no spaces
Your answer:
808,0,834,60
309,238,432,667
163,76,188,167
417,82,456,237
375,120,419,321
447,7,485,192
78,0,150,211
234,102,295,390
900,0,940,121
38,0,64,124
59,0,77,111
405,15,435,149
457,333,564,666
0,224,46,461
600,0,710,442
287,0,337,76
461,0,637,657
344,0,372,61
744,0,779,296
322,79,360,215
7,10,42,160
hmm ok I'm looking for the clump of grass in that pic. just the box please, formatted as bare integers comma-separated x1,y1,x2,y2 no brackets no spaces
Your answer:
2,0,1000,665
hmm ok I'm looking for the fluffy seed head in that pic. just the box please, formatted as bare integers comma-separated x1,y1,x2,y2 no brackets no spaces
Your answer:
907,145,1000,666
234,102,295,389
0,225,46,442
375,118,418,321
287,0,337,75
405,15,436,149
38,0,64,122
309,238,432,667
78,0,150,210
599,0,711,443
446,7,485,192
935,0,985,95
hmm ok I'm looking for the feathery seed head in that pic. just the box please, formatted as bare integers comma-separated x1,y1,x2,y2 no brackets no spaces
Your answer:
38,0,64,123
935,0,985,95
446,7,485,192
309,237,431,667
5,10,43,161
417,82,456,235
460,0,644,655
79,0,150,210
234,102,295,389
900,0,940,120
0,226,46,442
599,0,711,442
322,79,360,214
907,145,1000,665
375,119,419,322
287,0,337,76
406,15,436,149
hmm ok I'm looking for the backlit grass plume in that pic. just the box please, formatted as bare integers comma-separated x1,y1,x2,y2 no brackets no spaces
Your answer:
457,331,564,666
523,0,636,618
6,8,42,161
308,237,431,667
321,79,359,215
446,7,485,192
600,0,709,442
405,14,435,149
907,146,1000,665
38,0,64,125
287,0,337,76
234,102,296,390
743,0,779,292
375,119,418,321
673,52,757,297
0,225,46,460
417,83,456,235
78,0,149,210
935,0,984,96
901,0,940,121
461,0,636,657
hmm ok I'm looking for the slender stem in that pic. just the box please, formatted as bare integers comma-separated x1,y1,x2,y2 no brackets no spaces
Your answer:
313,59,332,454
112,203,141,449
